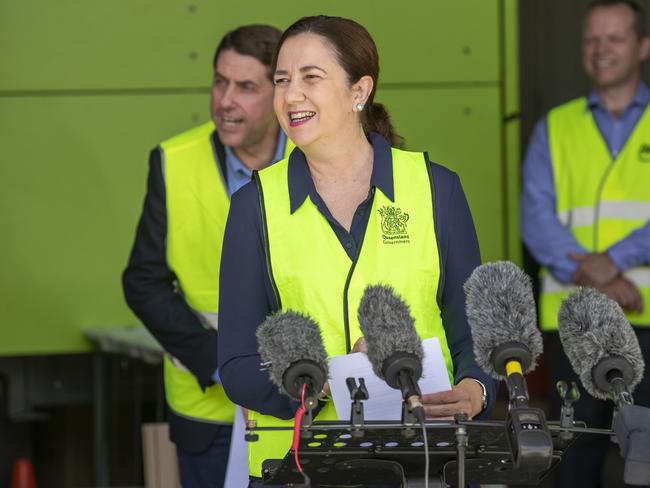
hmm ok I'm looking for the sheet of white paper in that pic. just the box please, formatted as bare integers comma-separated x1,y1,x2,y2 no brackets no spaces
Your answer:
329,337,452,421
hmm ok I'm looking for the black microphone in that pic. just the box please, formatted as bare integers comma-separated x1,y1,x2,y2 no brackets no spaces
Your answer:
558,287,644,409
256,311,328,410
464,261,552,471
357,284,425,418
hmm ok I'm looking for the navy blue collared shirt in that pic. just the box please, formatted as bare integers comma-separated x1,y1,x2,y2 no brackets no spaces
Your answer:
217,133,496,420
286,132,394,257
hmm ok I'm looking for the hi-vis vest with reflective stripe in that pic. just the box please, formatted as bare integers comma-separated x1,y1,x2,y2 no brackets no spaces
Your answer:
161,121,293,424
249,147,454,477
540,98,650,330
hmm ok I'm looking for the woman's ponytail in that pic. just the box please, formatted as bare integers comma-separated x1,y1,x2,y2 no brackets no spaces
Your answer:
363,102,404,148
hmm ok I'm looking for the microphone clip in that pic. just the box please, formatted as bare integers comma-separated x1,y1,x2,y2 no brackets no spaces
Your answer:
401,401,418,438
346,377,368,437
556,380,580,442
301,407,314,433
245,419,259,442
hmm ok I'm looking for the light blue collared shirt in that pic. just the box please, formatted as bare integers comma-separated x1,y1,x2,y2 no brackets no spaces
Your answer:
223,130,288,197
521,82,650,283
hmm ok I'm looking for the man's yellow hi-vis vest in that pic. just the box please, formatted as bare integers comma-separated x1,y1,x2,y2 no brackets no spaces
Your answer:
248,147,455,477
540,98,650,330
162,121,293,424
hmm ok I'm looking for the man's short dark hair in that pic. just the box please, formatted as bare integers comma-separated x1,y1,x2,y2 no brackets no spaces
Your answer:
586,0,647,38
213,24,282,80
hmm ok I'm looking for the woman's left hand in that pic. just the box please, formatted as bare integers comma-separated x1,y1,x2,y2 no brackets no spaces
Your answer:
351,336,367,353
420,378,484,420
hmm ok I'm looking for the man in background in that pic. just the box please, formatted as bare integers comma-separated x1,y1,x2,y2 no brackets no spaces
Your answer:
123,24,292,487
521,1,650,486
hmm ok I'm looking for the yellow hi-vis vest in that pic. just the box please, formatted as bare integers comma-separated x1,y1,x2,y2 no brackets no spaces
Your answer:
249,147,455,477
161,121,293,424
540,98,650,330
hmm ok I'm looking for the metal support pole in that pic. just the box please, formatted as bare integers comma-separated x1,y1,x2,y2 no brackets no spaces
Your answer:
455,413,468,488
93,353,108,487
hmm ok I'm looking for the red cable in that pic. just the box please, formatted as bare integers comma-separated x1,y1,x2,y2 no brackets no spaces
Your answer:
291,383,307,474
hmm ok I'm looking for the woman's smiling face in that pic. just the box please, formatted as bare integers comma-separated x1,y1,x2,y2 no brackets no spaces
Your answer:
273,33,362,150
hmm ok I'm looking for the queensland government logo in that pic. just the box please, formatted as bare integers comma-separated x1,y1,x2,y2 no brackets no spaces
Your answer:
378,205,410,244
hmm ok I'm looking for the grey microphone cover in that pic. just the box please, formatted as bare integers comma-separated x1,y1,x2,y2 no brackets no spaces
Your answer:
256,310,329,397
357,284,423,380
464,261,542,379
558,287,644,400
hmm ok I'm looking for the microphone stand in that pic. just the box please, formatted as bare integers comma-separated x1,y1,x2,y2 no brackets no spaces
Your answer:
346,377,368,438
454,412,469,488
503,366,553,471
248,410,617,486
556,380,580,443
393,369,423,439
301,407,314,432
295,377,317,432
400,403,418,439
608,373,634,408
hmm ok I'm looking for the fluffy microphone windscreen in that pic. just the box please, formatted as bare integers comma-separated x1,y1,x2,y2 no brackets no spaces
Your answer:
357,284,423,380
558,287,644,400
256,310,329,396
464,261,542,379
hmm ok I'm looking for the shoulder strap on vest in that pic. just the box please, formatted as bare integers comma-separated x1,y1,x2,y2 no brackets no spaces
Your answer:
253,170,282,309
423,152,443,309
211,131,228,187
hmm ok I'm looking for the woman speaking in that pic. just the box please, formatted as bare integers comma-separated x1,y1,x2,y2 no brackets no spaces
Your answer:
217,15,496,481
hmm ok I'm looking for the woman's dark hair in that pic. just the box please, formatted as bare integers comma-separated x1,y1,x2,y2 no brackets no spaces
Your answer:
276,16,404,147
213,24,282,80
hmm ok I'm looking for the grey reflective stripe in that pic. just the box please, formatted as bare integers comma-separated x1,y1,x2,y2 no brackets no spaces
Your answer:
558,201,650,227
625,268,650,288
542,267,650,293
199,311,219,331
557,207,594,227
541,273,576,294
168,353,191,373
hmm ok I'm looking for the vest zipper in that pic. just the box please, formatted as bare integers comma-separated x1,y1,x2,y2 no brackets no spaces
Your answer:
593,157,617,251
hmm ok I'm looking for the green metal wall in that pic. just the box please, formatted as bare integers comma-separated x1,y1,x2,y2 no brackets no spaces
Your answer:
0,0,519,355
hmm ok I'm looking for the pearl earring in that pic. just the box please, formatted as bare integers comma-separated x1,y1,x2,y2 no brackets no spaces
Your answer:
355,102,365,112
